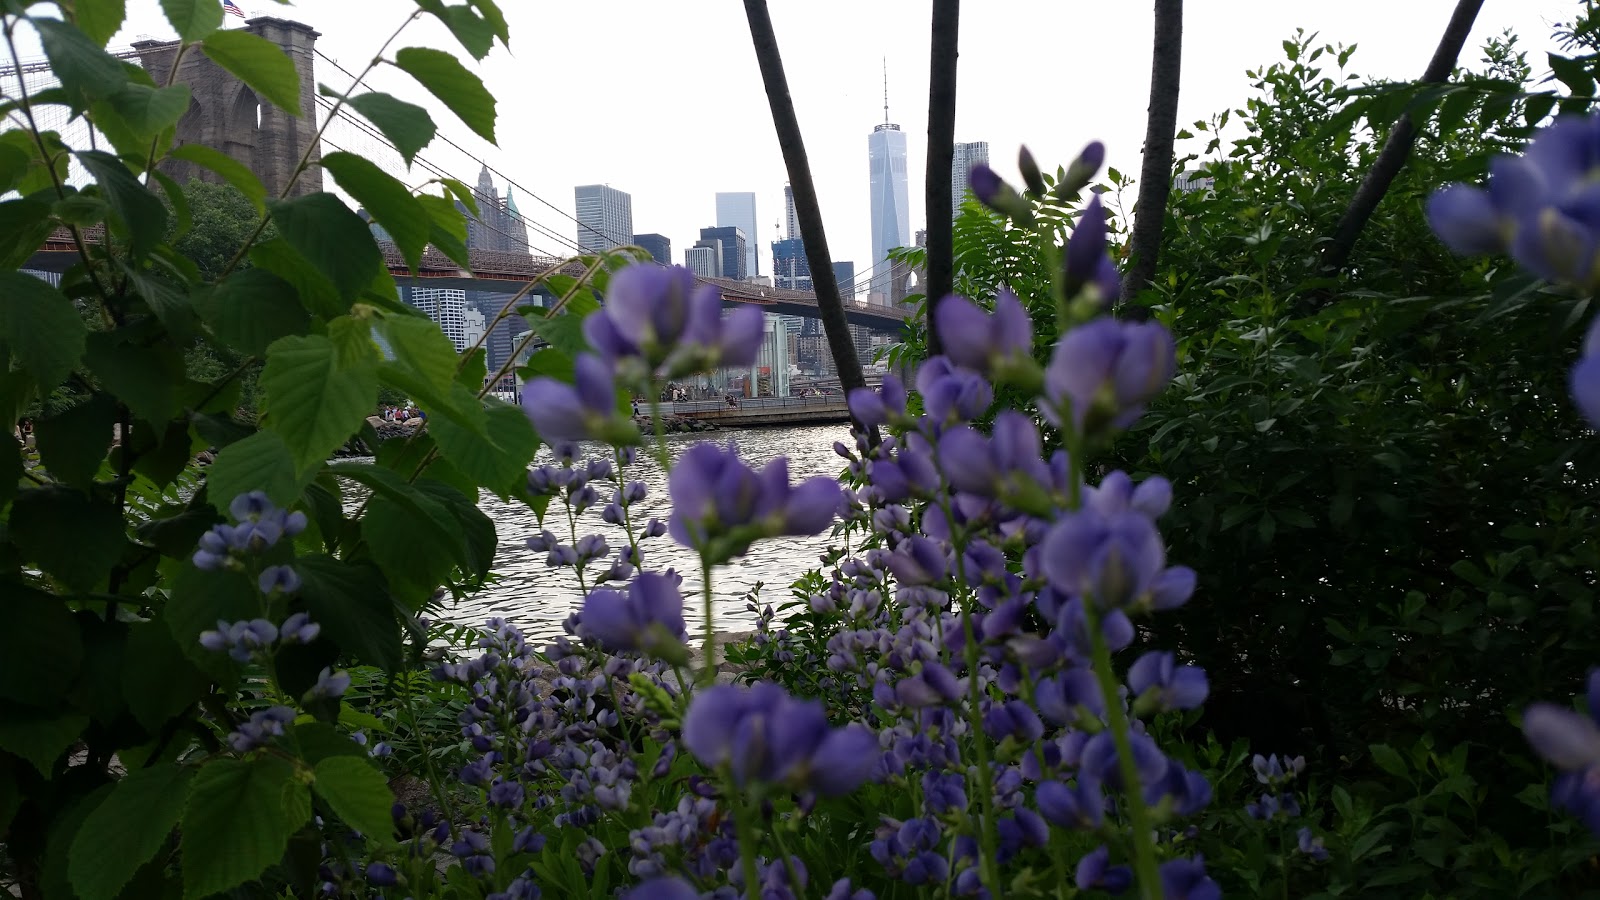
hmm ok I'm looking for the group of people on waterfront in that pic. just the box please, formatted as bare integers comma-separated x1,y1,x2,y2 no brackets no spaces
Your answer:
379,405,424,423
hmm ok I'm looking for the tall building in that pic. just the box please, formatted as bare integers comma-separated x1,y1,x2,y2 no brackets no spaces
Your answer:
868,121,910,304
951,141,990,220
783,184,799,240
410,288,484,352
574,184,633,253
772,238,811,291
715,192,760,277
460,165,530,252
685,244,719,278
632,233,672,265
698,226,748,281
833,261,856,300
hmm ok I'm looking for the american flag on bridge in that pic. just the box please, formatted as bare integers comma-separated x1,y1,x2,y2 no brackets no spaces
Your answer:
223,0,245,17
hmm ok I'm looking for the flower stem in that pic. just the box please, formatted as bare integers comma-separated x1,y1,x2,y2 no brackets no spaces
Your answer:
1084,603,1163,900
699,558,717,687
729,780,763,900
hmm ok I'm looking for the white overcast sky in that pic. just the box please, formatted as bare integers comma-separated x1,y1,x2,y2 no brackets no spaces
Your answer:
11,1,1579,288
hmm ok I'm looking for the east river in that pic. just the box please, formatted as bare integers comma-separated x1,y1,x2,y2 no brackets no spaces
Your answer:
434,424,855,644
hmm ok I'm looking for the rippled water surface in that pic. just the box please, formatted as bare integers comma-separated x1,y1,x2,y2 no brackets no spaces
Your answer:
432,425,854,644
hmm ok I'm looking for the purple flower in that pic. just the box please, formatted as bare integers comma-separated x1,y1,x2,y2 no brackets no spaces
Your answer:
824,878,875,900
682,681,877,795
937,412,1051,499
1038,777,1104,829
1427,115,1600,287
1035,668,1104,726
257,565,300,595
1075,845,1132,894
226,705,295,752
1043,317,1176,435
1525,670,1600,834
667,443,841,561
1297,827,1330,862
1159,856,1221,900
1062,141,1107,195
1128,651,1209,712
365,862,398,887
1251,753,1306,786
1065,193,1116,302
1040,505,1194,612
279,612,320,645
1572,316,1600,429
915,358,993,424
935,290,1033,375
578,572,688,660
969,163,1004,206
1087,470,1172,519
521,353,626,444
586,263,765,372
885,536,947,585
488,779,526,808
306,667,350,700
847,374,907,428
623,877,700,900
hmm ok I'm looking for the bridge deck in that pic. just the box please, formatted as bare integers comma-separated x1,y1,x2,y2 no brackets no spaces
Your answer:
660,395,852,428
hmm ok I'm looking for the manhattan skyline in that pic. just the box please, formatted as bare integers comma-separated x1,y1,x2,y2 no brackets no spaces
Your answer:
23,0,1574,282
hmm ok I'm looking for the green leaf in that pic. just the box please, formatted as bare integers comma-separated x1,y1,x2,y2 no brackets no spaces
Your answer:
311,757,395,845
181,756,312,900
261,334,377,470
203,428,310,513
169,143,267,211
417,191,471,268
0,271,88,389
377,314,461,397
85,332,182,426
430,397,537,494
77,150,168,258
122,617,211,732
10,486,126,593
76,0,128,48
123,266,199,340
196,270,313,355
340,91,436,166
292,721,366,766
158,0,223,41
268,193,385,301
0,589,84,705
249,238,344,318
320,152,428,270
201,28,301,113
392,47,496,142
296,555,402,672
0,709,88,777
414,478,494,580
33,393,116,487
165,565,260,673
34,18,127,109
94,83,190,156
69,763,192,900
1369,743,1409,780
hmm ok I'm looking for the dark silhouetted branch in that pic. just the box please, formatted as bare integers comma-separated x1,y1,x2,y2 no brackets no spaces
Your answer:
924,0,960,356
1120,0,1185,303
1320,0,1486,275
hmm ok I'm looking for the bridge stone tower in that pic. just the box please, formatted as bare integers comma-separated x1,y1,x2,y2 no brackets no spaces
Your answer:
133,17,322,198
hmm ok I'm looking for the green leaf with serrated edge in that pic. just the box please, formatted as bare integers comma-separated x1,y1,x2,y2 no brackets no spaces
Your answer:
469,0,509,44
122,617,210,732
68,763,192,900
34,392,117,487
0,141,31,193
0,271,87,389
0,589,83,704
181,756,311,900
165,565,259,674
0,709,88,777
123,265,199,341
377,314,458,395
338,90,436,166
76,0,128,47
97,83,189,151
151,170,192,238
418,192,470,268
458,345,488,388
85,332,182,426
414,478,493,578
361,491,457,604
392,47,496,142
293,721,365,766
78,150,167,258
0,193,57,271
312,757,396,845
129,418,194,488
296,555,402,672
261,334,377,470
169,143,266,210
431,398,537,495
250,238,344,318
268,193,385,301
10,486,125,593
203,428,310,513
34,18,127,109
196,270,312,356
320,152,428,270
159,0,222,41
521,306,589,360
200,29,300,113
419,2,494,60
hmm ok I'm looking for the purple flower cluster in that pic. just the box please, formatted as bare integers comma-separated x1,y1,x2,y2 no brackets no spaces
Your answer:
682,681,878,795
192,491,307,571
584,263,765,379
1524,670,1600,833
668,442,842,564
199,612,320,663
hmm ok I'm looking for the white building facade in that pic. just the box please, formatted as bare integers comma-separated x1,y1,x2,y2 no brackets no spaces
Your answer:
868,123,909,304
952,141,990,219
574,184,634,253
715,191,760,278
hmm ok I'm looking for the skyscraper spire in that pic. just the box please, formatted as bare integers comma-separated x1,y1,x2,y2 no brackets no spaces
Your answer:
882,57,889,126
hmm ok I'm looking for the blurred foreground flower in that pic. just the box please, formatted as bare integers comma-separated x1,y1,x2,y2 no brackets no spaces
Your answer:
1524,669,1600,834
682,681,877,795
